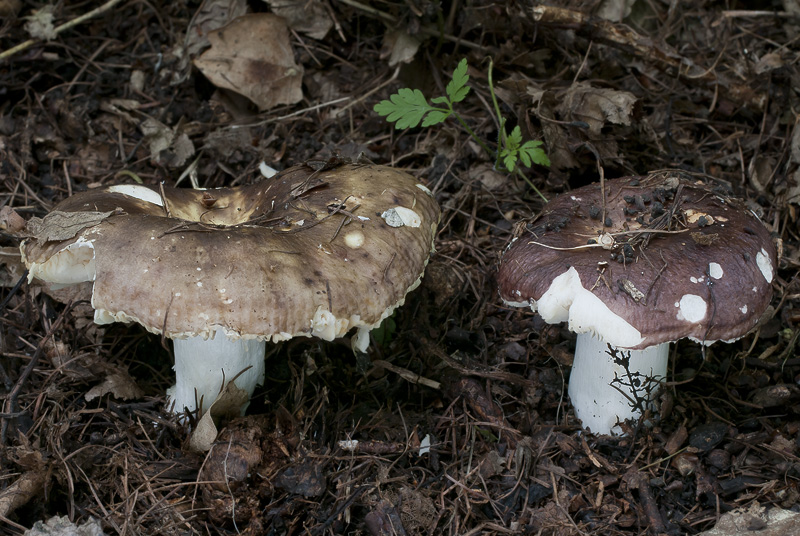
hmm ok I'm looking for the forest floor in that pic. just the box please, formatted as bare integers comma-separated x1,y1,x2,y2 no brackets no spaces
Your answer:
0,0,799,534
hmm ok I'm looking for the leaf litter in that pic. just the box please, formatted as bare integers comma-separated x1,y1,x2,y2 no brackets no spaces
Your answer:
0,1,799,535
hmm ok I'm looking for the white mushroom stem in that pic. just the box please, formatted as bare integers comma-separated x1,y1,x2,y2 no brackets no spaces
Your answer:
568,334,668,435
166,332,266,417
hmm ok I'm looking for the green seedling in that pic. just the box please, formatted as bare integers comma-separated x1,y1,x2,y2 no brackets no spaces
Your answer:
374,58,550,200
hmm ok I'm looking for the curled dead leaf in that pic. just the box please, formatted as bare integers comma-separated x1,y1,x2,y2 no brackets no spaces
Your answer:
188,379,251,452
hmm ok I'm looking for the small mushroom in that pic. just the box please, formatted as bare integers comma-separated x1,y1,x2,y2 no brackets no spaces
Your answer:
21,162,440,417
498,173,776,435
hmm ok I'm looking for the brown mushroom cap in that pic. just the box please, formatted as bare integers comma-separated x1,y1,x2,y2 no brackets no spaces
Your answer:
22,163,440,342
498,173,776,349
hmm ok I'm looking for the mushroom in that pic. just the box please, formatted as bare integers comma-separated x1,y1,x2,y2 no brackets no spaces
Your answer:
21,162,440,417
498,173,776,434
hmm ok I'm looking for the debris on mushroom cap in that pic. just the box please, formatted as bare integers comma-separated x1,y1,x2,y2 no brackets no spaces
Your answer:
498,172,777,349
21,162,440,343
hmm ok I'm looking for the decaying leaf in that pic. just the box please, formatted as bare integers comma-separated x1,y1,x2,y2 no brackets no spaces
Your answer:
381,30,421,66
263,0,333,40
525,82,637,170
557,82,637,134
166,0,248,85
85,370,144,402
189,379,251,452
140,118,195,167
0,206,26,234
27,210,115,242
194,13,304,112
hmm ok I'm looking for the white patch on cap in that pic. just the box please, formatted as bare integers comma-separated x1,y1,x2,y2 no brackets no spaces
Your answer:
381,207,421,228
676,294,707,323
107,184,164,207
534,267,644,348
756,248,773,283
708,262,723,279
344,230,365,249
740,305,748,314
416,183,433,196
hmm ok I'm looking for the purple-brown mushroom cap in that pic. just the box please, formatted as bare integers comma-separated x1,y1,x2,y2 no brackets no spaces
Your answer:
498,173,776,350
21,163,440,346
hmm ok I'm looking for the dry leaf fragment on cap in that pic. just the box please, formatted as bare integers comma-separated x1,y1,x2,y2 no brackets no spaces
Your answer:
26,210,116,242
21,162,440,421
194,13,304,111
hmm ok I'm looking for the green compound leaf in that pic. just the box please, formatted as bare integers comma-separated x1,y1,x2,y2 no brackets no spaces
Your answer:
374,88,435,129
506,126,523,151
519,140,551,167
422,109,450,127
446,58,470,103
502,150,518,172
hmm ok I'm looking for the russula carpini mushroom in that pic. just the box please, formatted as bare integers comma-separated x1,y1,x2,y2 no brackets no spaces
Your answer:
21,161,440,417
498,172,776,434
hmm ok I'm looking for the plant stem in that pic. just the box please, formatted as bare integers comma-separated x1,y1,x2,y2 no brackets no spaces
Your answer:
487,60,508,152
451,112,493,157
487,59,548,202
514,168,548,202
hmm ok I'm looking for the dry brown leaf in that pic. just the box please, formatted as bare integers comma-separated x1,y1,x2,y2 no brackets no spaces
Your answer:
186,0,248,58
381,30,420,66
166,0,248,85
189,379,251,452
85,370,144,402
140,118,196,167
557,82,637,134
263,0,332,40
0,206,26,234
194,14,304,112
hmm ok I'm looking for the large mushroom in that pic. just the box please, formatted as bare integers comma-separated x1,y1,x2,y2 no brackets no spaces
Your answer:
21,162,440,417
498,172,776,434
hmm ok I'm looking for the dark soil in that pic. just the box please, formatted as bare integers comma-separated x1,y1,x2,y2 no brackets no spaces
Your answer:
1,1,799,535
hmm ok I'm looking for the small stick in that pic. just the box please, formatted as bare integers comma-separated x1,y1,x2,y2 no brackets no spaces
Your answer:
0,0,127,62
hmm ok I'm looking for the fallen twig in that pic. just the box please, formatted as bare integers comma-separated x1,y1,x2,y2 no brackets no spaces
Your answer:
0,0,127,62
529,5,767,110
